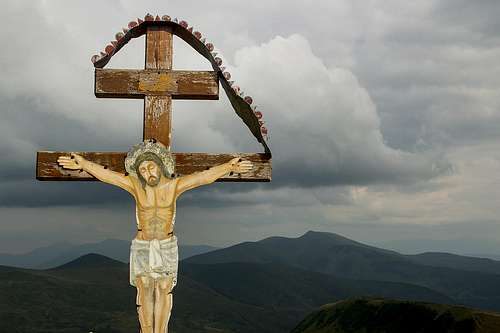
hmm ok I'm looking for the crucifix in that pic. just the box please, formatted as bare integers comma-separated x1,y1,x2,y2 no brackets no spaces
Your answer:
36,16,271,333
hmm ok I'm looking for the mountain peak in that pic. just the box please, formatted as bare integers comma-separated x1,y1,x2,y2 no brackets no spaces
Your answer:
53,253,124,270
299,230,361,245
301,230,344,238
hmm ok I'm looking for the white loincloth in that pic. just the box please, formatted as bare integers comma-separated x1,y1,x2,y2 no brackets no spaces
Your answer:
129,236,179,288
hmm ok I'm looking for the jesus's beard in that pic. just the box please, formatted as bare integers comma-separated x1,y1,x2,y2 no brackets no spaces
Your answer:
146,176,160,187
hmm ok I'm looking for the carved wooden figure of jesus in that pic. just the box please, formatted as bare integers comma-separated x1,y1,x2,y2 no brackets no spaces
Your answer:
57,140,253,333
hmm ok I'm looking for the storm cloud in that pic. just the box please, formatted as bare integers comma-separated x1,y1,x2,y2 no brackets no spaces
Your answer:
1,0,500,254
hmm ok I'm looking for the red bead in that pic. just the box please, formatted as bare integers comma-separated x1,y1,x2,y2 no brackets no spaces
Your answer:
254,111,263,119
259,120,265,126
214,57,223,66
179,20,188,28
128,21,138,29
261,127,268,134
105,44,115,54
145,14,154,21
244,96,253,105
91,54,100,63
194,31,202,39
233,85,241,93
155,15,161,21
206,43,214,52
223,72,231,80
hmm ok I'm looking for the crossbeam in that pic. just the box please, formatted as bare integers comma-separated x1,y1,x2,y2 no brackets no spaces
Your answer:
95,69,219,99
36,151,271,182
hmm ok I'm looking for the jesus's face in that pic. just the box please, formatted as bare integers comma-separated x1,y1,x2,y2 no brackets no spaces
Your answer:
138,160,162,187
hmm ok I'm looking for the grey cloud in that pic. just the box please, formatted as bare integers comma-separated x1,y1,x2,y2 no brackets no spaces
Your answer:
431,0,500,44
176,183,354,209
0,179,133,207
209,34,452,188
1,0,500,257
346,2,500,153
1,5,453,208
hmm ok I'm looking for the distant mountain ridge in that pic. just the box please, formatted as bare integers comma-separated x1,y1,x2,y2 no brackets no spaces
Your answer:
0,241,72,268
55,253,125,269
407,251,500,275
0,253,455,333
186,230,500,311
0,239,219,269
4,230,500,331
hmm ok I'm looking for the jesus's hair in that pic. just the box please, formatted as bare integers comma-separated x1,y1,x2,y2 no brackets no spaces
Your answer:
134,152,171,189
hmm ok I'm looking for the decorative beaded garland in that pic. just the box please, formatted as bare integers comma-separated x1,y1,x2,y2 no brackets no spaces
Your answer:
90,13,270,142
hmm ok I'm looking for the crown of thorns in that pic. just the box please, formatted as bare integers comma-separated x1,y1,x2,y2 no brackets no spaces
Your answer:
125,139,175,177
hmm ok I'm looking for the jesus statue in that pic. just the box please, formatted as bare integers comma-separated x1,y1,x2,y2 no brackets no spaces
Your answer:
57,139,253,333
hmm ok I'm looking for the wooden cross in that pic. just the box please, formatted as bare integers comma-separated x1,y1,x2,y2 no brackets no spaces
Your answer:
36,25,271,182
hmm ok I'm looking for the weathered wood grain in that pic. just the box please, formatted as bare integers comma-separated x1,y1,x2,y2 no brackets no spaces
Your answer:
95,69,219,99
146,26,172,70
145,26,172,149
37,151,272,182
144,95,172,147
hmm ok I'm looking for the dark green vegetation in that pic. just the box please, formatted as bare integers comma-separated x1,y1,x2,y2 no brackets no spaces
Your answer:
0,254,452,333
291,298,500,333
3,231,500,332
186,231,500,311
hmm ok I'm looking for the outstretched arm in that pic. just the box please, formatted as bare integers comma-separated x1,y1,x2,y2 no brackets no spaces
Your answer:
57,153,134,194
176,158,253,197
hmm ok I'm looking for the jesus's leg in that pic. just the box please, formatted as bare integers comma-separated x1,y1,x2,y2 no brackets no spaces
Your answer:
154,276,174,333
136,275,155,333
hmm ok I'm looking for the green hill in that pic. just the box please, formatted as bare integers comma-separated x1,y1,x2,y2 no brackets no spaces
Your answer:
181,262,452,310
291,298,500,333
5,230,500,332
186,231,500,310
0,254,454,333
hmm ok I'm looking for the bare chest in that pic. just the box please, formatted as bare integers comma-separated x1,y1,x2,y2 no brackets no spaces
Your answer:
132,178,177,209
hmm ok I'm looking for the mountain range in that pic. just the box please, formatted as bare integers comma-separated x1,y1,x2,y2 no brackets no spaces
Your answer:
0,239,218,268
186,231,500,311
3,230,500,332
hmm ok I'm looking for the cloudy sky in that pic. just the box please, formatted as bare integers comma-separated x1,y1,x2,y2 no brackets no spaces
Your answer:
1,0,500,256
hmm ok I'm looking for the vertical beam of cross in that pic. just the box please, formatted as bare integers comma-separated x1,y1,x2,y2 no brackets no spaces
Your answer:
144,26,173,148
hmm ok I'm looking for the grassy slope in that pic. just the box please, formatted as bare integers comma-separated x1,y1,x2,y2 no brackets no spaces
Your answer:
291,298,500,333
0,253,456,333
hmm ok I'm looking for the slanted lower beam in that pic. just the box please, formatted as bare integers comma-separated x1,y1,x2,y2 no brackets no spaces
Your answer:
36,151,272,182
94,69,219,100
